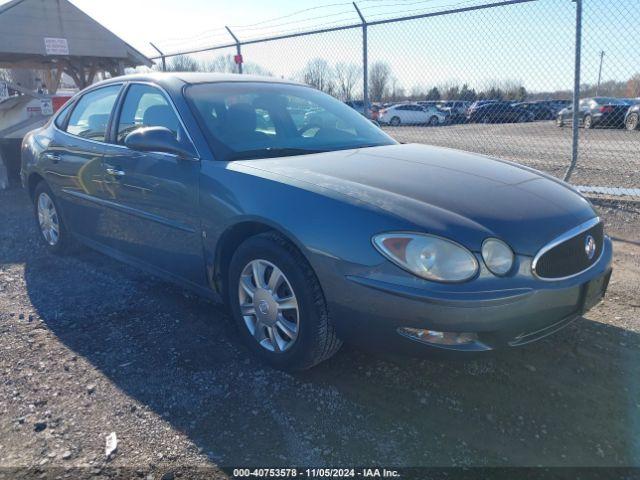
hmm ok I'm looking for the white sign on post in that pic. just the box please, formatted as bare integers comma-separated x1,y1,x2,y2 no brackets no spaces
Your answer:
40,98,53,116
44,37,69,55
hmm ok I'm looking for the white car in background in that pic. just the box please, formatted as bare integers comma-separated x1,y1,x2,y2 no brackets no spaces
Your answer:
378,103,447,126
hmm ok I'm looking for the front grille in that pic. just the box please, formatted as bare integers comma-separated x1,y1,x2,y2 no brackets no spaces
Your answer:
534,221,604,279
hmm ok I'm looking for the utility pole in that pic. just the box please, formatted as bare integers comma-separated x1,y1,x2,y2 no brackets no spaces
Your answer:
353,2,368,119
596,50,605,96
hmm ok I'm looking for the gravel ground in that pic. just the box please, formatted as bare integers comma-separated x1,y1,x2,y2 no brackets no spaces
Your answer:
382,121,640,193
0,186,639,477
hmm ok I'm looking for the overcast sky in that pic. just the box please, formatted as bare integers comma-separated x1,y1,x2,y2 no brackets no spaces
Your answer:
2,0,638,94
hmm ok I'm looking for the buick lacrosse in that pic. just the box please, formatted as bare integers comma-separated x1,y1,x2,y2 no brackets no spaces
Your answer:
21,73,612,370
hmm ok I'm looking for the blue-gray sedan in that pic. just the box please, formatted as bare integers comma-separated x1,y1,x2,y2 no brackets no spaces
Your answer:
21,73,612,370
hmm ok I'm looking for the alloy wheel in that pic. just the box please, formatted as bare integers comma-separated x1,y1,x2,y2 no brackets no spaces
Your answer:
626,114,639,131
37,192,60,246
238,259,300,353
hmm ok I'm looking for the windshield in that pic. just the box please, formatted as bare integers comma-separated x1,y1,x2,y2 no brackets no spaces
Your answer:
186,82,396,161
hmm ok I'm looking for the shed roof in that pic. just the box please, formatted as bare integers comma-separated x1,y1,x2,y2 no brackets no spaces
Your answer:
0,0,151,67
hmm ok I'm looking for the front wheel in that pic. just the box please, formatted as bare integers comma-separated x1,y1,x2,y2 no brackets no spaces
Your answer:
583,115,593,129
625,113,639,131
556,115,564,127
33,181,72,254
389,116,401,126
429,116,439,126
228,232,342,370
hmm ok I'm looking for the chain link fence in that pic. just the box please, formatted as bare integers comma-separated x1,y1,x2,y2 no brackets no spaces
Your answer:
151,0,640,202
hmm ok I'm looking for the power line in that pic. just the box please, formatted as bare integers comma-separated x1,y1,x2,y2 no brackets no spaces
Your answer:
232,9,357,33
227,2,354,28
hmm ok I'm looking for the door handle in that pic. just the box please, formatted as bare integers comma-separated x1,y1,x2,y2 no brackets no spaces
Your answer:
43,152,61,163
105,167,125,177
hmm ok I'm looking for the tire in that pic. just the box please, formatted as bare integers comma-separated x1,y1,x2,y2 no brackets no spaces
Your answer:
556,115,564,127
625,113,639,131
517,114,527,123
429,116,439,126
481,116,491,124
583,115,593,129
227,232,342,371
33,181,72,254
390,116,401,126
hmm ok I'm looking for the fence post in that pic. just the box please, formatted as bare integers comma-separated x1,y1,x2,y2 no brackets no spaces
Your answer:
149,42,166,72
226,26,243,74
353,2,368,119
564,0,583,182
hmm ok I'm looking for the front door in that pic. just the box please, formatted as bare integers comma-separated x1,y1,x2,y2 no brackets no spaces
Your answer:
101,83,205,286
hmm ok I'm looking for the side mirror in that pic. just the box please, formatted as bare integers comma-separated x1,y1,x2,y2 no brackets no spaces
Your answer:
124,126,195,158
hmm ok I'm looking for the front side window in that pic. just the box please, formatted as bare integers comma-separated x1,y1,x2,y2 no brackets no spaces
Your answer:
187,82,395,161
65,85,121,141
117,84,191,150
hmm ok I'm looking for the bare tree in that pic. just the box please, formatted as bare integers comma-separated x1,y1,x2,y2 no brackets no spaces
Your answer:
164,55,200,72
369,62,391,102
334,62,360,101
202,54,271,76
300,58,335,95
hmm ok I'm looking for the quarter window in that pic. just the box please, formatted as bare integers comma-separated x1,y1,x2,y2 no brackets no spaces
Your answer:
65,85,121,142
117,84,190,150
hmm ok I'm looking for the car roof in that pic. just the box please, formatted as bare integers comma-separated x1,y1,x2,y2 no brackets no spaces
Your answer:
86,71,306,92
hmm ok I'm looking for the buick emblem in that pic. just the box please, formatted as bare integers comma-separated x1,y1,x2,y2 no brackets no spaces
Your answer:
584,235,596,260
258,300,270,316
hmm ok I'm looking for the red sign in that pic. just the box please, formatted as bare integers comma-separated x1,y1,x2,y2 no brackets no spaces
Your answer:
234,54,243,64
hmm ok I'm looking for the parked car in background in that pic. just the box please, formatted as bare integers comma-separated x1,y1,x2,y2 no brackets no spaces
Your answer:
21,72,612,370
417,101,441,108
512,101,554,121
378,103,447,126
344,100,367,114
556,97,630,129
437,101,471,123
466,102,534,123
345,100,379,121
624,103,640,131
546,99,571,115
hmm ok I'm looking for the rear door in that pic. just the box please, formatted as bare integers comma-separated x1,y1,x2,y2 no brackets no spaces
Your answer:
44,84,122,243
100,83,205,286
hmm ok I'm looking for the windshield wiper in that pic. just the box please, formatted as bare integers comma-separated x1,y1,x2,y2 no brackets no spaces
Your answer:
229,147,330,161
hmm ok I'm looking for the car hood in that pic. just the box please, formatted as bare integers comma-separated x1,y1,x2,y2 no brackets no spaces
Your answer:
235,144,596,255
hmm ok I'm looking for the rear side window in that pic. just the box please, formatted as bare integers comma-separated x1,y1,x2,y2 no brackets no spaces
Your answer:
65,85,121,142
116,84,190,149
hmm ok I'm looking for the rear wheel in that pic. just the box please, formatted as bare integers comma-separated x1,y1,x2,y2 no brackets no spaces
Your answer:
625,113,639,131
481,116,491,124
228,232,342,370
33,181,71,254
583,115,593,129
390,116,401,126
429,116,439,126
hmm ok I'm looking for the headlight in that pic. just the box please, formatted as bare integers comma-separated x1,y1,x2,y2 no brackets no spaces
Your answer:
373,233,479,283
481,238,514,276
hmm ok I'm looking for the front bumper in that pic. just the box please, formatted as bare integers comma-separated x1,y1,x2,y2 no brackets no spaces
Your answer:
323,236,613,354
